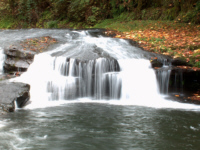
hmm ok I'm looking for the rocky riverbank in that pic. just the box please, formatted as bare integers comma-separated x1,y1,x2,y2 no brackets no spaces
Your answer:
0,44,33,114
0,36,57,114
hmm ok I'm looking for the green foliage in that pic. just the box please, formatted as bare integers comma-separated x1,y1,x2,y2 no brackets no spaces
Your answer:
175,1,200,24
196,1,200,11
160,8,176,20
46,21,58,28
67,0,89,22
86,6,101,25
161,0,174,8
195,61,200,68
87,16,96,25
17,0,39,24
0,0,200,29
52,0,70,19
95,20,165,32
109,0,135,17
141,8,162,20
142,9,146,19
0,16,15,29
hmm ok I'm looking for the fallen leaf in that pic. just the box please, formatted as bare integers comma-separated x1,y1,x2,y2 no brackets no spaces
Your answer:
194,49,200,53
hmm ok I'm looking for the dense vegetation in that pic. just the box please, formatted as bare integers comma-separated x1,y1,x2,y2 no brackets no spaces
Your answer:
0,0,200,28
0,0,200,68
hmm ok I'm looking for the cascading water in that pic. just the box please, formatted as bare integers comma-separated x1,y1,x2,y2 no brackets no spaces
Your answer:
156,68,171,94
0,47,5,74
10,29,200,110
173,71,184,94
47,57,120,100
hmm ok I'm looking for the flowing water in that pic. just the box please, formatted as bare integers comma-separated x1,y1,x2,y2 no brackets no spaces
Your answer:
0,29,200,150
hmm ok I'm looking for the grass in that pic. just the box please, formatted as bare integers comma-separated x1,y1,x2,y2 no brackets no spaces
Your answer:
94,19,192,31
0,16,16,29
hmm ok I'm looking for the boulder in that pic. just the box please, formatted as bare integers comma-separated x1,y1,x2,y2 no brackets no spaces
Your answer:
4,45,35,59
0,82,30,113
3,45,36,73
171,58,190,66
151,59,163,68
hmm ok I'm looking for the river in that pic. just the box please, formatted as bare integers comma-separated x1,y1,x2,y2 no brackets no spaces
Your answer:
0,29,200,150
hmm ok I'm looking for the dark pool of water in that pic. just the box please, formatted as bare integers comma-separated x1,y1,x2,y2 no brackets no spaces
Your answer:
1,103,200,150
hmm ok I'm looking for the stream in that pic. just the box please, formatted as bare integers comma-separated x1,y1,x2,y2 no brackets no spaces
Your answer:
0,29,200,150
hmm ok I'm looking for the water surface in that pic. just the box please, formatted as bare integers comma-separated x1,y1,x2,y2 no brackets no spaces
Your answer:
1,104,200,150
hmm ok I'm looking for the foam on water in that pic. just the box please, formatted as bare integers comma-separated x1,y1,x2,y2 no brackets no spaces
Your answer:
10,30,200,111
0,47,5,74
0,121,5,129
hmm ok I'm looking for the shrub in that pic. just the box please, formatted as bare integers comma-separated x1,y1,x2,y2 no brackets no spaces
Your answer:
46,21,58,28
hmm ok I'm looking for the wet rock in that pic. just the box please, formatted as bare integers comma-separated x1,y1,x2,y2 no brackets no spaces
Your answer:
4,45,36,59
169,67,200,93
4,57,33,72
151,59,163,68
87,29,107,37
4,45,35,73
0,82,30,113
51,43,116,61
171,58,190,66
155,66,200,94
0,74,17,81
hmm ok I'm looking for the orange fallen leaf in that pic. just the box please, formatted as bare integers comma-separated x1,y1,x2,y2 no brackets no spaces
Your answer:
115,35,121,38
194,49,200,53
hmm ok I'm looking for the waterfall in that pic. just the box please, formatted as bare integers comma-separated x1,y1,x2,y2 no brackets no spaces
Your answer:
168,70,184,95
0,47,5,74
118,59,163,106
174,71,184,94
156,68,171,94
9,29,199,109
14,53,165,108
47,57,121,100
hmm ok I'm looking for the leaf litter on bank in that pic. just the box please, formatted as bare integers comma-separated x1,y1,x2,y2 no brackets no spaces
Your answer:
105,21,200,68
20,36,57,53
